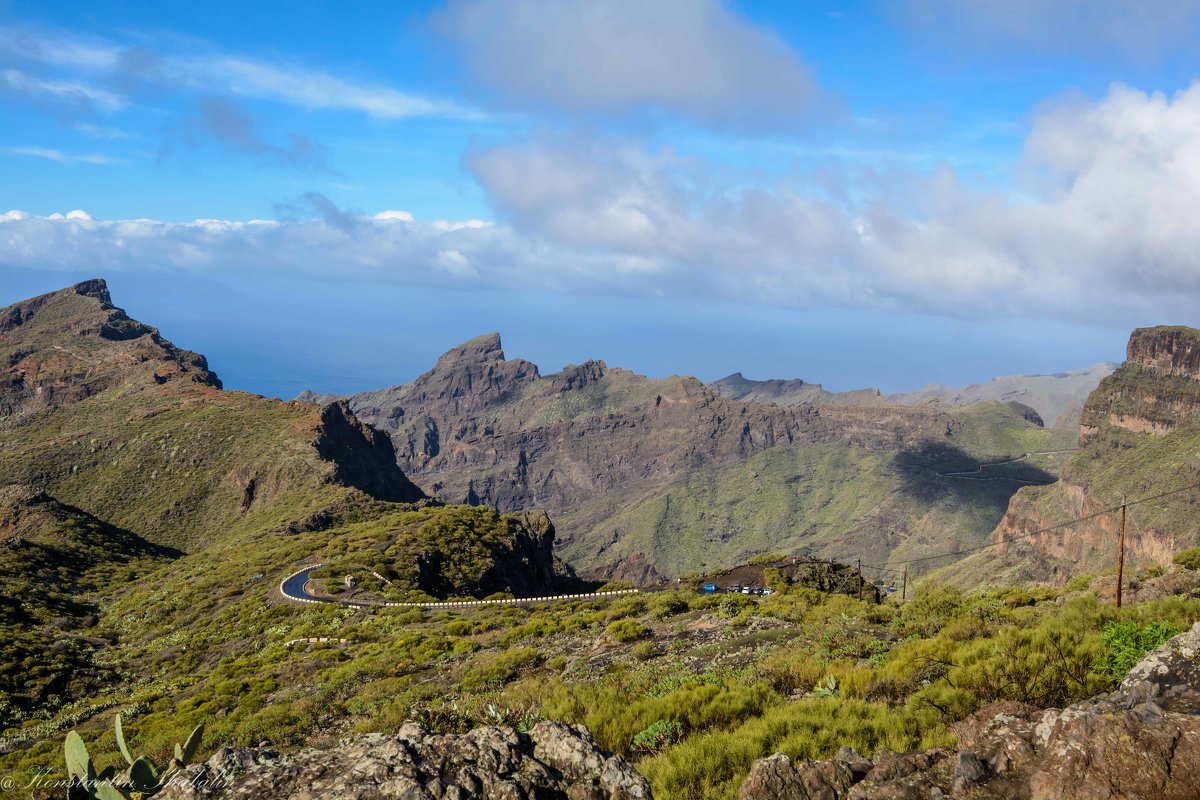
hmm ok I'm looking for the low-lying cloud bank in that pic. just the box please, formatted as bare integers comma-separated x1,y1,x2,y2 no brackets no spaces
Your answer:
4,82,1200,326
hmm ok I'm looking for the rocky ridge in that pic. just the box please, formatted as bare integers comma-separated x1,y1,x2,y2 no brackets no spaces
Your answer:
708,372,886,408
739,620,1200,799
0,280,428,552
158,720,650,800
1,279,219,422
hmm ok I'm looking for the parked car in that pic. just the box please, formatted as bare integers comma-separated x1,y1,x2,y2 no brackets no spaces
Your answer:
702,583,718,592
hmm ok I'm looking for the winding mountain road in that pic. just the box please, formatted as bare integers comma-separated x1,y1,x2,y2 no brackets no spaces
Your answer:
279,564,641,609
935,449,1074,483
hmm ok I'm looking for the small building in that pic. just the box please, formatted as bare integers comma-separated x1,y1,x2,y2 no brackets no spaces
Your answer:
344,575,357,589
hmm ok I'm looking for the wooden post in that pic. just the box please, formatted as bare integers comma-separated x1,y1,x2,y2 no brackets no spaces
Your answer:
857,558,863,600
901,565,908,602
1116,499,1127,609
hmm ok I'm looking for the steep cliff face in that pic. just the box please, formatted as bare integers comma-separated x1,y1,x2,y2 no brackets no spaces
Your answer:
969,326,1200,585
319,335,1068,579
312,401,425,503
1079,327,1200,442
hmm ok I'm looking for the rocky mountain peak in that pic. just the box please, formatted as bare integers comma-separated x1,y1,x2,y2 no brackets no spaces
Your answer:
1,279,222,418
72,277,112,305
1127,325,1200,379
435,332,506,368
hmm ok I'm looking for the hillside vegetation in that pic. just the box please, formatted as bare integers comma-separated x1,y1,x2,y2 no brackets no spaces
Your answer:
5,546,1200,800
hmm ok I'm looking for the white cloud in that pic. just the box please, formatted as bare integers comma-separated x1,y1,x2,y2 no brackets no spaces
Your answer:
4,83,1200,326
0,23,480,121
436,0,832,130
0,146,117,165
0,68,125,112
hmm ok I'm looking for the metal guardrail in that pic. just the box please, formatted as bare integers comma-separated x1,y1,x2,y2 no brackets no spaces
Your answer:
278,563,641,609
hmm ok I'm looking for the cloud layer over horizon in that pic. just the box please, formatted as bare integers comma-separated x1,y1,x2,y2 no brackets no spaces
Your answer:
5,80,1200,328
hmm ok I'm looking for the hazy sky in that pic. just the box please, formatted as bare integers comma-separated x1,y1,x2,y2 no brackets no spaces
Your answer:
2,1,1198,397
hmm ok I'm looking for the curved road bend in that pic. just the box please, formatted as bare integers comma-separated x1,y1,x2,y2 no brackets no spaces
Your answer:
278,564,641,609
281,566,330,603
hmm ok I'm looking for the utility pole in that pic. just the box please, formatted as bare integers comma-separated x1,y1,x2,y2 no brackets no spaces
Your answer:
857,558,863,600
1116,498,1127,609
901,565,908,602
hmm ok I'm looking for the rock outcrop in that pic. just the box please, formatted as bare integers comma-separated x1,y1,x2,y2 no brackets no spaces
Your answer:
739,621,1200,799
708,373,886,409
1080,327,1200,442
158,720,650,800
313,401,425,503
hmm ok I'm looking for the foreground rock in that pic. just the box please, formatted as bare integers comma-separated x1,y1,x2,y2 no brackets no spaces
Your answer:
740,621,1200,799
159,720,650,800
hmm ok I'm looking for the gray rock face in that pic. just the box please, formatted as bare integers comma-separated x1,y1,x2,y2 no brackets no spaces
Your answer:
158,720,650,800
738,621,1200,799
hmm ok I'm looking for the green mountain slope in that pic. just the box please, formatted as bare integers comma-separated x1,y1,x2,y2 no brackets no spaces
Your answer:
0,485,172,728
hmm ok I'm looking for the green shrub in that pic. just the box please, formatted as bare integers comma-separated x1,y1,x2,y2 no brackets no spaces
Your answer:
632,641,657,661
1094,621,1183,683
1173,548,1200,570
640,698,948,800
606,619,649,643
631,719,684,753
1063,572,1098,593
899,584,965,637
444,620,474,637
460,647,541,692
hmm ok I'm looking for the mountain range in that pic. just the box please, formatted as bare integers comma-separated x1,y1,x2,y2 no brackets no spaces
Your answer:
298,333,1087,581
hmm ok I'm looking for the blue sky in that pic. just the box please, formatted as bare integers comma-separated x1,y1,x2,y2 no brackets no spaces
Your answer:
2,1,1199,397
